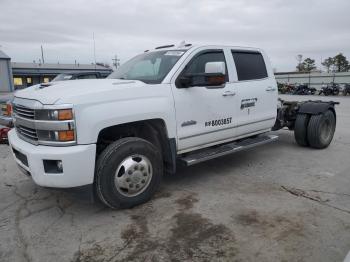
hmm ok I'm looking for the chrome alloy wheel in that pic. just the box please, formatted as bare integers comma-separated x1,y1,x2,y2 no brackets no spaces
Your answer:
114,154,153,197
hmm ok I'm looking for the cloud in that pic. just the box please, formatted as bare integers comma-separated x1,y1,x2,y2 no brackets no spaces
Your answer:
0,0,349,71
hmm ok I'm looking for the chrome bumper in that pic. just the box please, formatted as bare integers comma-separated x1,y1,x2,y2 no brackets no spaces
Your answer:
0,115,13,127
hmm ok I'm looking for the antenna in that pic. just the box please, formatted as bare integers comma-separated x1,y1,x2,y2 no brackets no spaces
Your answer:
93,32,96,71
41,45,45,63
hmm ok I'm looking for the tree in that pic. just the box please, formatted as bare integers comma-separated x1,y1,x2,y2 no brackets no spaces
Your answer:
321,57,334,73
295,56,316,72
333,53,349,72
302,58,316,72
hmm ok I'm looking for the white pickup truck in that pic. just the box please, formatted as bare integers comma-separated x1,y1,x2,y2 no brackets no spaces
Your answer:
7,44,337,208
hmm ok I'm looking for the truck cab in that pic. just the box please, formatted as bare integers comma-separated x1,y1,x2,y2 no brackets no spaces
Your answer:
7,44,337,208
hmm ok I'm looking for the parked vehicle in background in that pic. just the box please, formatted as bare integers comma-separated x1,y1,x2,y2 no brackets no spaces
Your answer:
319,83,341,96
51,71,105,82
0,96,13,128
293,84,316,95
0,71,106,139
7,44,338,209
0,99,13,143
278,83,295,94
342,84,350,96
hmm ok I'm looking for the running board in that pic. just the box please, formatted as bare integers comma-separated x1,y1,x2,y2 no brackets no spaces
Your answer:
179,134,279,166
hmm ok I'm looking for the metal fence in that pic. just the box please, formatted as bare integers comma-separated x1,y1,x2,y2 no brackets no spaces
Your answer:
275,72,350,90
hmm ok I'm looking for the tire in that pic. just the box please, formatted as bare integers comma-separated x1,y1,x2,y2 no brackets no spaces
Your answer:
294,114,310,147
95,137,163,209
307,110,336,149
333,89,339,96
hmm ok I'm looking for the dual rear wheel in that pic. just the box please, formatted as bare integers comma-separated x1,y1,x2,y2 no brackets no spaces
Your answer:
294,110,336,149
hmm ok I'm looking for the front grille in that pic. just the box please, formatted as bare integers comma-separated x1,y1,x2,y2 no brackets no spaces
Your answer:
17,125,38,142
13,104,35,119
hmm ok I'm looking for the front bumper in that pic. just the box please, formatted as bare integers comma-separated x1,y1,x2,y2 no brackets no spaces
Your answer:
8,129,96,188
0,115,13,127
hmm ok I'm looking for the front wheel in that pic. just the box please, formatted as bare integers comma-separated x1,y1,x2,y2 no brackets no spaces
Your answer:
95,137,163,209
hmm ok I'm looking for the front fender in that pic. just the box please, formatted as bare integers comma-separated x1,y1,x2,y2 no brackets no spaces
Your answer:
75,96,176,144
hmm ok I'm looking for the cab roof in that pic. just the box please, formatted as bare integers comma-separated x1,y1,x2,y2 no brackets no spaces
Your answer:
147,43,262,53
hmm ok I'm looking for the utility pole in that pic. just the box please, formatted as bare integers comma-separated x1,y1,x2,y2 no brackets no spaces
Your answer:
93,32,96,71
41,45,45,64
112,55,120,70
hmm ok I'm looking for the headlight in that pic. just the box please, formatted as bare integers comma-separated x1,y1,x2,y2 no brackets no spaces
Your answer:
35,108,76,145
13,104,77,146
37,130,76,143
35,109,74,121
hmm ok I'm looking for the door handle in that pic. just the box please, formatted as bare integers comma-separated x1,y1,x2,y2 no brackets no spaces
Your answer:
266,86,276,92
222,91,236,97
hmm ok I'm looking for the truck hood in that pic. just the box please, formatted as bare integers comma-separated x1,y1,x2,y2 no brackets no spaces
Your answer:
14,79,146,104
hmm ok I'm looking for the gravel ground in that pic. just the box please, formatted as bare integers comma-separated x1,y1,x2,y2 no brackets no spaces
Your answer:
0,94,350,262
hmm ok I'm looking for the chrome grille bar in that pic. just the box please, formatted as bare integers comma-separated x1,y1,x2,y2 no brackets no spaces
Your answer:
13,104,35,119
17,126,39,141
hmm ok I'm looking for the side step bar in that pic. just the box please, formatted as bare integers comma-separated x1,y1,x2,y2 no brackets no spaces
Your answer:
179,134,279,166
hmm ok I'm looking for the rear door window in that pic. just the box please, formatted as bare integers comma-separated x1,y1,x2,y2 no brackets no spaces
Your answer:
231,51,268,81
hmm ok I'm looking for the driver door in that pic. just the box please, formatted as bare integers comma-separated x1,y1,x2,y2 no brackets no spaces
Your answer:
171,49,236,153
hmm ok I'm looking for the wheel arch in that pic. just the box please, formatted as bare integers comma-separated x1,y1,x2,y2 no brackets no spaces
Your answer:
96,118,177,174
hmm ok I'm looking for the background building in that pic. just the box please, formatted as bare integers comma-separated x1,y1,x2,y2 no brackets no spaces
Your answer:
0,50,14,92
0,49,113,92
275,71,350,89
11,62,113,89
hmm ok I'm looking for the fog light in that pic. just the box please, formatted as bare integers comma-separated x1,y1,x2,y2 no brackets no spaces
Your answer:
43,160,63,174
57,160,63,172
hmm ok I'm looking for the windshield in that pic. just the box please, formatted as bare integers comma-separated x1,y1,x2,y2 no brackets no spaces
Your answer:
107,50,186,84
52,74,73,82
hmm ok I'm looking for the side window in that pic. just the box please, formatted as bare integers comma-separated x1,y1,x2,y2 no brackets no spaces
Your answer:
231,51,268,81
78,74,97,79
184,51,228,82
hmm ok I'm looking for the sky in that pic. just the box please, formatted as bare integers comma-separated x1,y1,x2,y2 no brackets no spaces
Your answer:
0,0,349,72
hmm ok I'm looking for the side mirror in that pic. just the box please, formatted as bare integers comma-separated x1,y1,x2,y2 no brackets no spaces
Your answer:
205,62,226,75
176,61,226,88
178,76,192,88
204,61,226,86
